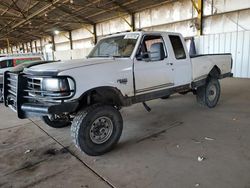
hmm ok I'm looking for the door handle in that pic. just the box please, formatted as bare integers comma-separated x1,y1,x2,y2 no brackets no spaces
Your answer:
167,63,173,66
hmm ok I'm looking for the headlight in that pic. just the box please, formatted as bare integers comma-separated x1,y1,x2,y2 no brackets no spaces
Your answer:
42,77,75,97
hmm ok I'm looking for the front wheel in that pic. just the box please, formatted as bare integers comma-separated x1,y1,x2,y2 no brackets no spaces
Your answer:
196,78,221,108
71,104,123,156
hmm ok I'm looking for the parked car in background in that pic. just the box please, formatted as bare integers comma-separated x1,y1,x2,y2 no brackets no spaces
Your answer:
0,54,43,101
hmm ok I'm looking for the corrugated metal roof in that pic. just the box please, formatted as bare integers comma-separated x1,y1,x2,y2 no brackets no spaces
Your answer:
0,0,175,48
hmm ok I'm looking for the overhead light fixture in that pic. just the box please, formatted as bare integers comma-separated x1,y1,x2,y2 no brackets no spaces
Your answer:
70,0,73,4
54,30,60,35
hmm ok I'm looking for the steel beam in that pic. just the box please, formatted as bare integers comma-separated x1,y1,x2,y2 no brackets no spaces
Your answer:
52,4,94,25
0,15,91,24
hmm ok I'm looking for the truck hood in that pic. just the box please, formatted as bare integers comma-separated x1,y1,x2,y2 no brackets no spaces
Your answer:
12,60,54,73
24,58,117,75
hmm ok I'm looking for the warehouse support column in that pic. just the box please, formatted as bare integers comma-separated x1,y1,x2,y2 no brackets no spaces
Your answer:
34,41,38,53
25,43,29,53
69,31,73,50
191,0,204,35
131,13,136,31
10,46,13,54
197,0,203,35
6,38,10,54
40,38,43,53
22,43,25,53
51,35,55,51
69,31,73,59
93,24,97,45
30,41,33,53
51,35,56,60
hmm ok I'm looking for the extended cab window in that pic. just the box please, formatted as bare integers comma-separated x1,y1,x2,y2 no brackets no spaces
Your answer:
137,35,167,61
169,35,186,59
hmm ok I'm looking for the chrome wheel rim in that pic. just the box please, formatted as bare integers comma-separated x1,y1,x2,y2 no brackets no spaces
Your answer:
89,116,113,144
208,84,217,101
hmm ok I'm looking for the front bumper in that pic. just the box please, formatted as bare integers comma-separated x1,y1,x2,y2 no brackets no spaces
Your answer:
19,101,79,119
4,71,79,119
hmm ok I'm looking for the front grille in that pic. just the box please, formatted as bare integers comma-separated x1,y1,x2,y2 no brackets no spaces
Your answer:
26,77,42,97
23,75,74,101
5,72,74,108
5,72,18,110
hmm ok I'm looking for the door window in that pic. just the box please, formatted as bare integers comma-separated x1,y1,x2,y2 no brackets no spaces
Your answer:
169,35,186,60
137,35,167,61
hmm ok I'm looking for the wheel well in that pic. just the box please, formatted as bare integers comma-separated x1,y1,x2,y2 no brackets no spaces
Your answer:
78,87,126,108
209,66,221,79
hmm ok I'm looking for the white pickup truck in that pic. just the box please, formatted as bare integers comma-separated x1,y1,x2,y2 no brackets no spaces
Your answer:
3,31,232,156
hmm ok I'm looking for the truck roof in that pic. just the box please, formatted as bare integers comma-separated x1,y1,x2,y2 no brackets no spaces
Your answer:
103,31,182,39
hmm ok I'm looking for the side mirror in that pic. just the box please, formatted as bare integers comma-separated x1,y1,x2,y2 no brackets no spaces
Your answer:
136,52,151,61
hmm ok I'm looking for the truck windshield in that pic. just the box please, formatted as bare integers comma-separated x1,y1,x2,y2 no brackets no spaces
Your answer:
88,34,139,58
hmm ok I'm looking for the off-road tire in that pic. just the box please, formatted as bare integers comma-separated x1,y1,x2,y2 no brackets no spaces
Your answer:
196,78,221,108
71,104,123,156
42,116,71,128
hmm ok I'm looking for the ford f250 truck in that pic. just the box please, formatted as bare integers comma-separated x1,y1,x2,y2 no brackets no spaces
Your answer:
3,31,233,156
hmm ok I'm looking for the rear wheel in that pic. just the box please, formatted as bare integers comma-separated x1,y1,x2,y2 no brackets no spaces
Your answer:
196,78,221,108
71,104,123,156
42,115,71,128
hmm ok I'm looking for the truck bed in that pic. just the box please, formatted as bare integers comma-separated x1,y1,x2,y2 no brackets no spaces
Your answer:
191,53,232,82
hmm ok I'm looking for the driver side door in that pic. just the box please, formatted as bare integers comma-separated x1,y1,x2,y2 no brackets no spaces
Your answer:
133,34,174,95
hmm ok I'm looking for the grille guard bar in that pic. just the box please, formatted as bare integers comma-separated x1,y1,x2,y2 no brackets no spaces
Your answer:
4,71,78,119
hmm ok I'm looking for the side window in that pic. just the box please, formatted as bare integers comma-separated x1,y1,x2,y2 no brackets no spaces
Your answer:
7,60,13,67
137,35,167,61
0,60,7,68
169,35,186,60
0,60,13,68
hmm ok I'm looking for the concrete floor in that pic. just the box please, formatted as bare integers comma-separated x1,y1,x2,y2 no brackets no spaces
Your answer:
1,78,250,188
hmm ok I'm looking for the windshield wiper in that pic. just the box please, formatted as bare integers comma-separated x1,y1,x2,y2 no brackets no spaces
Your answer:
113,55,131,58
89,55,109,58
